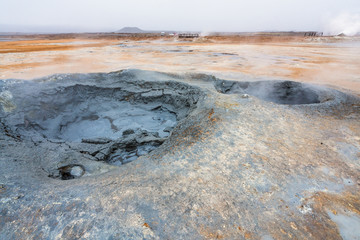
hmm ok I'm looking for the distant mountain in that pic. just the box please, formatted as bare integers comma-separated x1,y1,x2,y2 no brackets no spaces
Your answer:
116,27,145,33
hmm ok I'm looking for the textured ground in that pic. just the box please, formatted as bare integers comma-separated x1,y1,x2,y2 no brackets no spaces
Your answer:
1,35,360,95
0,35,360,239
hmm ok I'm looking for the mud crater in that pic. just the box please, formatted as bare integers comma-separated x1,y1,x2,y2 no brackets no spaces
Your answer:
215,80,321,105
24,84,179,142
0,71,202,178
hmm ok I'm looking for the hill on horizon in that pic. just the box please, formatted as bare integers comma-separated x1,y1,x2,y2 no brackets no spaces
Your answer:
116,27,145,33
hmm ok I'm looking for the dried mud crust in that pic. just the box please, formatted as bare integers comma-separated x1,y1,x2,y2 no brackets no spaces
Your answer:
0,70,204,178
1,70,360,240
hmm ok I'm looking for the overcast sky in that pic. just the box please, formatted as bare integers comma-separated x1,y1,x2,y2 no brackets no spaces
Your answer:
0,0,359,33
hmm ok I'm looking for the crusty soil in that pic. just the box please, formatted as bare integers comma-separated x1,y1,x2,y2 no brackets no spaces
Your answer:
1,33,359,96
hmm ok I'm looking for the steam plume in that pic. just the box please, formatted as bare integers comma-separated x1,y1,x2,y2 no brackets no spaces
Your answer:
325,12,360,36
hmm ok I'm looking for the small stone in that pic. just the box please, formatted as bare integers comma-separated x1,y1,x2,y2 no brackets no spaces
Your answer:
70,166,85,178
123,129,135,136
241,94,249,98
58,164,85,180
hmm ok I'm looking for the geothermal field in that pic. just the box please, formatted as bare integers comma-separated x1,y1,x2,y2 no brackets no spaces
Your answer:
1,33,360,239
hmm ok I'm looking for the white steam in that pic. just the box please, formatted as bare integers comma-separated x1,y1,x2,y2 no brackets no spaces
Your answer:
200,31,212,37
325,12,360,36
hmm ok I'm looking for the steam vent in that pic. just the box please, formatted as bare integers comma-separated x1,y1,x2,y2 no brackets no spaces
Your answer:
1,69,360,239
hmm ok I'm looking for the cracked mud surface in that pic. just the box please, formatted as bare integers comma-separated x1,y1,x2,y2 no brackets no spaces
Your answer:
1,70,201,172
1,69,360,239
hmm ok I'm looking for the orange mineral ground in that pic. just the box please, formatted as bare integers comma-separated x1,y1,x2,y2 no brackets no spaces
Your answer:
1,34,360,95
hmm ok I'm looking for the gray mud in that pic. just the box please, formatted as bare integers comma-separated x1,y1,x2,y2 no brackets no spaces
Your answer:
214,79,323,105
1,70,359,239
0,70,202,175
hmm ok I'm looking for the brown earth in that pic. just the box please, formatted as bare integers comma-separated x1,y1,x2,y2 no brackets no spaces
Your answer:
1,34,360,96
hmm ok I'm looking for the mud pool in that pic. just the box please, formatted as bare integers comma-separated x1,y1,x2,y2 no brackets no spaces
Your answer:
0,70,202,171
214,80,323,105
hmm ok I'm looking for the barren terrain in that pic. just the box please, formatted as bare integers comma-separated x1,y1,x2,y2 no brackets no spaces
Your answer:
1,34,360,239
1,34,360,95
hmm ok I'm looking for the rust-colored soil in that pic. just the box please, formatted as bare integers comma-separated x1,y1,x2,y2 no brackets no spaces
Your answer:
1,34,359,95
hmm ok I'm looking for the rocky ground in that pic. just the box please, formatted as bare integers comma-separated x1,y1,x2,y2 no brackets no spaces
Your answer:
0,35,360,239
